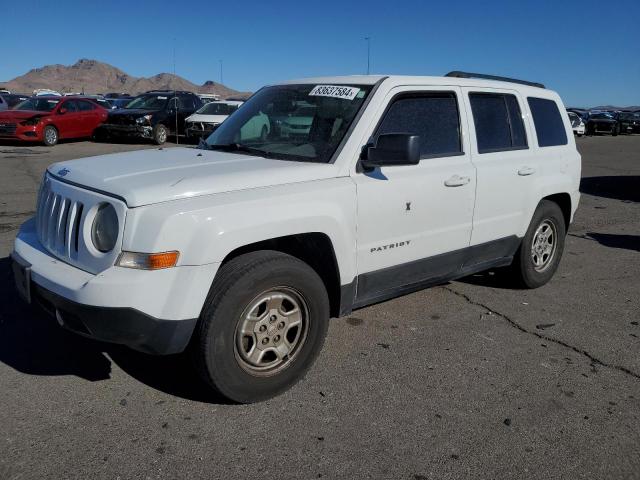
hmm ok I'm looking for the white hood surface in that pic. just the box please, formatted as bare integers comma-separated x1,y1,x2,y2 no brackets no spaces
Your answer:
48,147,338,207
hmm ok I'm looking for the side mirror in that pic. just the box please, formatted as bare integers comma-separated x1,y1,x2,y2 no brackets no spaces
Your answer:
58,108,67,115
362,133,421,169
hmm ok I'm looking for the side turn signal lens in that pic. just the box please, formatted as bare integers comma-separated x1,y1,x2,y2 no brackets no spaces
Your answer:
117,251,179,270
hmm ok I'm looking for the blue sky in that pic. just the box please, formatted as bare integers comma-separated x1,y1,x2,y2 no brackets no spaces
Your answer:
2,0,639,106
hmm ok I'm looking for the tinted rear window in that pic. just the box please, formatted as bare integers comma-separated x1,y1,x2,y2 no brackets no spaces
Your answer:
375,93,462,158
527,97,568,147
469,93,528,153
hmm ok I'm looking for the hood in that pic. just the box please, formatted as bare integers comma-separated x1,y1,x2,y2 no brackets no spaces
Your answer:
109,108,159,117
186,113,228,124
48,147,339,207
589,117,616,123
0,110,48,121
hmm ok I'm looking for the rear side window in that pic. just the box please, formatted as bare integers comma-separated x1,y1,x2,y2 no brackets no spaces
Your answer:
375,92,462,158
469,93,528,153
527,97,568,147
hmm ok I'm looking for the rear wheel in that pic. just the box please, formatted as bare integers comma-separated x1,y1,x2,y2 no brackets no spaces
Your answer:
510,200,566,289
192,251,330,403
43,125,58,146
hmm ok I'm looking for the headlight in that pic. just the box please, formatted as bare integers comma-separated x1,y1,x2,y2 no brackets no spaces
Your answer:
136,115,152,124
91,203,119,252
20,117,42,126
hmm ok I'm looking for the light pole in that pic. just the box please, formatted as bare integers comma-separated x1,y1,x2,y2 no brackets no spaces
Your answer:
364,37,371,75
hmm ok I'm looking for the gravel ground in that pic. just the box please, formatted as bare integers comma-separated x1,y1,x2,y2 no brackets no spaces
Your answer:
0,135,638,480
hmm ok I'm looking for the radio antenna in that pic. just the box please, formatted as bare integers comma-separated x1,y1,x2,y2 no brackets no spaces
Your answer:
173,38,179,145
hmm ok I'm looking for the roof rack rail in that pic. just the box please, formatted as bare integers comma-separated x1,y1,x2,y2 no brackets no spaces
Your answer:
445,71,545,89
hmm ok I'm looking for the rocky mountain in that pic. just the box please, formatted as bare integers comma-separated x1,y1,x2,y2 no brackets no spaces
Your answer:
1,59,251,99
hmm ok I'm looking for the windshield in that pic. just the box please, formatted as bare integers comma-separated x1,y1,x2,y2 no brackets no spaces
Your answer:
205,84,372,163
590,113,613,120
14,97,60,112
125,95,169,110
197,102,240,115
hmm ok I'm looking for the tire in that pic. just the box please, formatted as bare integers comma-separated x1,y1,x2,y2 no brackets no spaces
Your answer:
43,125,58,146
192,250,330,403
612,125,619,136
153,124,167,145
510,200,566,289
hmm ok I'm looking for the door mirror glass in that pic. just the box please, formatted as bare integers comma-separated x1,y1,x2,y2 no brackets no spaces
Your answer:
58,108,67,115
362,133,420,169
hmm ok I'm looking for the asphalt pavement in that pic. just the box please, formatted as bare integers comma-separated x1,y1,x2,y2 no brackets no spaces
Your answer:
0,135,638,480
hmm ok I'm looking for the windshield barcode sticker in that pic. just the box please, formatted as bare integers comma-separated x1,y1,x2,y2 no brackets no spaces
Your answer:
309,85,360,100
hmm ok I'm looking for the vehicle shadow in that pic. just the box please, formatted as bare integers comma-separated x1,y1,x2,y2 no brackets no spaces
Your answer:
0,256,228,404
586,232,640,253
456,267,522,290
580,176,640,202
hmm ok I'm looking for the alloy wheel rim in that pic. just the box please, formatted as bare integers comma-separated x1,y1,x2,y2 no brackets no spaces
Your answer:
531,219,557,272
234,287,309,376
45,128,56,144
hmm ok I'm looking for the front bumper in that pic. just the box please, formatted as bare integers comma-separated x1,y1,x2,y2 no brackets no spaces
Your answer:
185,123,218,138
98,123,153,139
0,124,42,142
12,218,219,355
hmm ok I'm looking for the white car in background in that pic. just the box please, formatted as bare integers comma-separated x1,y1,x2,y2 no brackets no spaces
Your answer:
185,100,243,140
567,111,585,136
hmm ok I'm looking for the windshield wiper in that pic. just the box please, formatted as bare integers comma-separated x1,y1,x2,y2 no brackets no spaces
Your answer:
205,143,273,158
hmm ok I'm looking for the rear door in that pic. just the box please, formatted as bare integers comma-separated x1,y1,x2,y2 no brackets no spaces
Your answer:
76,100,100,136
461,88,536,261
353,86,476,305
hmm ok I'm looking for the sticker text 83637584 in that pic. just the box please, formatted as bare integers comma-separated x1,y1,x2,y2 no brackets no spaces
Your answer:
309,85,361,101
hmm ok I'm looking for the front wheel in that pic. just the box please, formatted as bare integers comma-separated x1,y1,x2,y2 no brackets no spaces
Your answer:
153,124,167,145
43,125,58,146
191,251,330,403
510,200,566,289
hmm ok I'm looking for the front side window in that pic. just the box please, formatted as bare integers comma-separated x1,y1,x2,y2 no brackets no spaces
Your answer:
62,100,78,112
527,97,568,147
205,84,372,163
469,93,528,153
77,100,95,111
375,93,462,158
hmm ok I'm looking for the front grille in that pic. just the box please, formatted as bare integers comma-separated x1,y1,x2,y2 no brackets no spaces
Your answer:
0,122,17,135
36,177,84,261
108,114,136,126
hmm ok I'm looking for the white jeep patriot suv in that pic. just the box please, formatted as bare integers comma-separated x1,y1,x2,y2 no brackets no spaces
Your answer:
12,72,581,403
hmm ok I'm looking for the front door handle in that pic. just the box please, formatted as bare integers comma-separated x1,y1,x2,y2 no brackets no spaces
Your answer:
444,175,471,187
518,166,536,176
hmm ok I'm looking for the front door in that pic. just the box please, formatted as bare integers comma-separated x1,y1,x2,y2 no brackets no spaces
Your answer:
353,86,476,306
54,100,83,138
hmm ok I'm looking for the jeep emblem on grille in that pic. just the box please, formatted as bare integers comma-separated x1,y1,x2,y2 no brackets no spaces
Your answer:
57,168,70,177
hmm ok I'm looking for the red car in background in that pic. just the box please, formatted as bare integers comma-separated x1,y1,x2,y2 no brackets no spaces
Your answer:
0,96,108,146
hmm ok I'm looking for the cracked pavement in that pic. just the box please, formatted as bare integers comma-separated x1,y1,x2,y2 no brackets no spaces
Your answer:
0,137,638,479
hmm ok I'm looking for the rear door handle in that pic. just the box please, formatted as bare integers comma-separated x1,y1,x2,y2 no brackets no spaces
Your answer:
444,175,471,187
518,166,536,176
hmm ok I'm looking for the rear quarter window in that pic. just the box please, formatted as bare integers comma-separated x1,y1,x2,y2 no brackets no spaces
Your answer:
527,97,568,147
